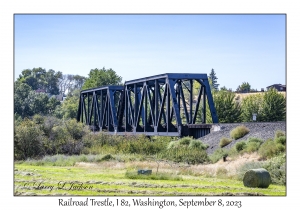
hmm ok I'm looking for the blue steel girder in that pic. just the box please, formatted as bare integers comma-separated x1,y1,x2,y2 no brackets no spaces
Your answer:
77,85,123,132
116,73,218,136
77,73,219,137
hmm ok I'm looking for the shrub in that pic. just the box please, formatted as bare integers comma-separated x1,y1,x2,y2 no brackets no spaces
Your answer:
230,125,250,140
14,119,45,160
100,154,114,161
275,130,286,139
247,137,263,145
162,147,209,164
261,88,286,122
235,141,246,152
167,141,179,150
209,148,229,163
188,140,209,150
63,119,89,140
179,137,192,146
275,136,286,146
244,141,261,153
241,93,263,122
219,137,232,148
263,154,286,185
258,139,282,159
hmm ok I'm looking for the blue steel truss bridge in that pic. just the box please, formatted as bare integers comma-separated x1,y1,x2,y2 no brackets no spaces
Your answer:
77,73,219,138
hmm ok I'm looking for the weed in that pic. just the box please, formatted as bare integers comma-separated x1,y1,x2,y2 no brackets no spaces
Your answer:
230,125,250,140
275,130,285,139
219,137,232,148
235,141,246,152
275,136,286,145
263,154,286,185
258,139,281,159
244,142,261,153
188,140,209,150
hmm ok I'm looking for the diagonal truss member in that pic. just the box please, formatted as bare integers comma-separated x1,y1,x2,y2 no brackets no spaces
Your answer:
77,73,218,137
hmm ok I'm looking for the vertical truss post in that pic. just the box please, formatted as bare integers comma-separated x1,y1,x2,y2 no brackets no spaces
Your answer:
166,82,170,132
203,86,206,123
77,74,218,137
189,79,193,124
154,80,158,132
144,82,147,132
134,84,138,132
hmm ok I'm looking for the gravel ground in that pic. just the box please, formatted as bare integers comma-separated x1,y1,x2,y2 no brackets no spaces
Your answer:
198,122,286,154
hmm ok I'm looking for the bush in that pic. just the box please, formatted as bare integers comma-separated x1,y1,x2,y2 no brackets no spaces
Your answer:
258,139,282,159
230,125,250,140
263,154,286,185
261,88,286,122
275,136,286,146
275,130,286,139
244,141,261,153
167,141,179,150
235,141,246,152
162,147,209,164
247,137,263,145
179,137,192,146
219,137,232,148
209,148,229,163
188,140,209,150
14,119,45,160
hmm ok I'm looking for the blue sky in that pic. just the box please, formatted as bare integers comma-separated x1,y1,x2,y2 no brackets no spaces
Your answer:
14,14,286,90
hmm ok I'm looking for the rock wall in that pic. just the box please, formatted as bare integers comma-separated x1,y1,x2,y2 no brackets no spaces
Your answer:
198,122,286,154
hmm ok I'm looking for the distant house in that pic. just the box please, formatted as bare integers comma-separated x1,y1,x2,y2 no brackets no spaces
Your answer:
266,84,286,92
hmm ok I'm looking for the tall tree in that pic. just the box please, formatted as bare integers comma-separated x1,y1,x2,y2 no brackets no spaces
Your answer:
261,88,286,122
17,67,62,95
237,82,251,93
72,75,86,90
241,93,264,122
206,90,242,123
82,67,122,90
58,74,74,96
208,69,219,91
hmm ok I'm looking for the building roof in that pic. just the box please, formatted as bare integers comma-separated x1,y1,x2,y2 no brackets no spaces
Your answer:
266,84,286,88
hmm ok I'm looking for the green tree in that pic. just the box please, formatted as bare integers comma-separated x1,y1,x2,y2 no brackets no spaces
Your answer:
261,88,286,121
17,67,62,95
14,81,61,118
73,75,86,90
14,83,33,117
14,119,45,159
208,68,219,91
237,82,251,93
207,90,242,123
82,67,122,90
54,89,81,119
45,69,62,95
241,93,264,122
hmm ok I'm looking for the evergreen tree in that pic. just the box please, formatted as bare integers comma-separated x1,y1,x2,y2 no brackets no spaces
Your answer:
209,69,219,91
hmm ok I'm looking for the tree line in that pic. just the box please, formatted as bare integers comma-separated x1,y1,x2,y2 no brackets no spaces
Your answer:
14,67,285,123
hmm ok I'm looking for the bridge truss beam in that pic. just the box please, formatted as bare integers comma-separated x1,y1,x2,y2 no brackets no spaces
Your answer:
77,73,218,138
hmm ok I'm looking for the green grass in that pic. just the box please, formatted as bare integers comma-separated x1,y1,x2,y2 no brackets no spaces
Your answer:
230,125,250,140
14,162,286,196
219,137,232,148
